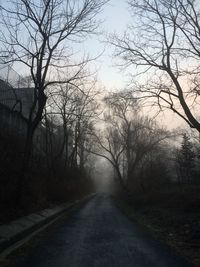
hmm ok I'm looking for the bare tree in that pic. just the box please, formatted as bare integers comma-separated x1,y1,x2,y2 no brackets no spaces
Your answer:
91,126,126,189
69,83,100,169
90,90,171,191
111,0,200,132
0,0,108,162
45,75,101,171
46,84,77,169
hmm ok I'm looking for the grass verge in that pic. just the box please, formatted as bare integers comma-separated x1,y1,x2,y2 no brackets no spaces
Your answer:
114,190,200,267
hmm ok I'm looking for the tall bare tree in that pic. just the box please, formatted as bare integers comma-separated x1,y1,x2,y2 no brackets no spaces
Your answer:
111,0,200,132
0,0,108,161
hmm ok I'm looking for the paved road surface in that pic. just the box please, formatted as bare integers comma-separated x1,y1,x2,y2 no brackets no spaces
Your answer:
10,194,191,267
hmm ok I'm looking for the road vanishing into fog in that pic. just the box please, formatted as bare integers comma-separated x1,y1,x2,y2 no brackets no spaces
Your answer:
10,194,191,267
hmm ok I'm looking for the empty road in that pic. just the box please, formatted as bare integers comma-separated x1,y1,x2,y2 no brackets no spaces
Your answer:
10,194,191,267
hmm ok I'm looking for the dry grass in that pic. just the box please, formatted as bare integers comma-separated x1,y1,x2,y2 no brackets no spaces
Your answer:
115,184,200,267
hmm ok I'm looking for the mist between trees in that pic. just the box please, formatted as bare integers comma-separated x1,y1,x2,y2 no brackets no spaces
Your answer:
0,0,200,233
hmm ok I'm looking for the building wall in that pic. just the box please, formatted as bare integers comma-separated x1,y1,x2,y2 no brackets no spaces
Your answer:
0,79,29,141
0,103,28,139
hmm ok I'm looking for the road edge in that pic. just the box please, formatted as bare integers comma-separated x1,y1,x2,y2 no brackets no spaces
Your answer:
0,193,96,258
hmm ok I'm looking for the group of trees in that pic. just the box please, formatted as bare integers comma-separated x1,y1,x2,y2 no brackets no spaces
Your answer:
35,79,99,202
1,0,200,210
90,90,173,193
0,71,100,207
94,0,200,197
0,0,107,209
43,77,99,171
89,87,200,196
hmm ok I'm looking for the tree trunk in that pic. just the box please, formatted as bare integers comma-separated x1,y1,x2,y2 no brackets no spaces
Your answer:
15,90,47,206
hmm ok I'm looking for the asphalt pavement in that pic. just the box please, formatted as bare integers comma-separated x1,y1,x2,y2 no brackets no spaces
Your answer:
9,194,191,267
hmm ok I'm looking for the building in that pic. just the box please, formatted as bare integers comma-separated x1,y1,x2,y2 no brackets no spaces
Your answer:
0,79,33,138
0,70,73,161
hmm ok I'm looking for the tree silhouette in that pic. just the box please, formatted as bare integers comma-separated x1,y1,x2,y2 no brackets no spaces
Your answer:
177,133,195,183
0,0,107,163
111,0,200,132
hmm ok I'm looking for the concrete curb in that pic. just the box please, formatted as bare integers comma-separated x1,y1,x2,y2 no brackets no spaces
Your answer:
0,193,96,255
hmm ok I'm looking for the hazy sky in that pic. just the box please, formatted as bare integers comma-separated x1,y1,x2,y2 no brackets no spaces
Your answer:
88,0,185,130
81,0,131,91
2,0,186,130
12,0,130,90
